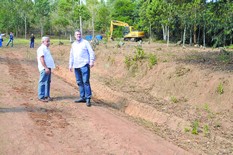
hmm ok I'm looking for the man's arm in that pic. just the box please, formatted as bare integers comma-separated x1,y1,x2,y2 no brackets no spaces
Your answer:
86,42,95,68
40,56,50,74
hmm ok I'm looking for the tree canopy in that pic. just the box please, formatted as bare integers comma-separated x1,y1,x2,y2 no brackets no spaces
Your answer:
0,0,232,47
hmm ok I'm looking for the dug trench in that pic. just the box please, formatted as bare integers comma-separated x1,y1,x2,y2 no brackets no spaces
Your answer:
53,41,233,155
0,46,191,154
0,41,232,155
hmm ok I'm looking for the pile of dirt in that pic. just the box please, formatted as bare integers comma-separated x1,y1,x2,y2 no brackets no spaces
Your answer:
53,41,233,154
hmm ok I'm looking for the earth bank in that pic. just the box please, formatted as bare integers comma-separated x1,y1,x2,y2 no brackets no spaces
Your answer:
53,41,233,155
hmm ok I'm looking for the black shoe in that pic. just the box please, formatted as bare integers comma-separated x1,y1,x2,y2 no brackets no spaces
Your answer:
45,97,53,101
86,99,91,107
38,98,48,102
74,98,86,103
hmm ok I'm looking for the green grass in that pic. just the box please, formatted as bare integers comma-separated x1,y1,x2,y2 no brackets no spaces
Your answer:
191,120,199,135
227,44,233,49
203,103,210,112
217,82,224,95
148,53,157,68
5,38,71,46
184,127,190,132
203,124,209,136
170,96,178,103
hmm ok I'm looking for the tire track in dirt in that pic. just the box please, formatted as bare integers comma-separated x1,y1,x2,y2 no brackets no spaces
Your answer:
5,52,69,130
6,52,33,97
3,51,70,154
1,49,193,154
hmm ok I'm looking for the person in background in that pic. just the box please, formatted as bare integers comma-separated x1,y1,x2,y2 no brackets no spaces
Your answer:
37,36,55,102
6,32,14,47
69,29,95,107
30,33,35,48
0,33,5,47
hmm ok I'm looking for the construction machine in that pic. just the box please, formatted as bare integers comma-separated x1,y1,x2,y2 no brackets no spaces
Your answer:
109,20,145,41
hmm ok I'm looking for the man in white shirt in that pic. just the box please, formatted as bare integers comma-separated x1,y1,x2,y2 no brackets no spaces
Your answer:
37,36,55,102
69,30,95,107
0,33,5,47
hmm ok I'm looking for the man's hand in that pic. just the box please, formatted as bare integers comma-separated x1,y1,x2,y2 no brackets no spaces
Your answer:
69,68,73,72
45,68,50,74
90,61,94,68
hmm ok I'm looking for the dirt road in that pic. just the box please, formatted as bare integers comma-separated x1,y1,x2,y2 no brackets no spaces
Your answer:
0,48,192,154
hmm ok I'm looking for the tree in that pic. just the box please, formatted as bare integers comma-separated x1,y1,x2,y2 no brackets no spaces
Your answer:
110,0,136,38
15,0,34,39
95,3,111,34
86,0,99,37
33,0,51,37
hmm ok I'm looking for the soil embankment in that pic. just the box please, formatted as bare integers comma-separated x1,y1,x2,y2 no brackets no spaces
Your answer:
0,45,192,154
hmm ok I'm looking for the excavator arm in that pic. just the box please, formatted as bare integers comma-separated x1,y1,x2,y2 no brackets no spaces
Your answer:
110,20,130,40
109,20,144,41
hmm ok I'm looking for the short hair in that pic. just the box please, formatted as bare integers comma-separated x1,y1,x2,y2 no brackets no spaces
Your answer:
41,36,49,42
74,29,81,35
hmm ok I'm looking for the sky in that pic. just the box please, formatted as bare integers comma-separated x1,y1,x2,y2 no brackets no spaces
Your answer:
206,0,218,3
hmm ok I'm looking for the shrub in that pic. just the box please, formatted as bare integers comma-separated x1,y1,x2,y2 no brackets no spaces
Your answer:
191,120,199,135
148,53,157,68
217,82,224,95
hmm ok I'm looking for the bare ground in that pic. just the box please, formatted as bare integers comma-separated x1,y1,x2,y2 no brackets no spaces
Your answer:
0,40,233,155
0,45,191,155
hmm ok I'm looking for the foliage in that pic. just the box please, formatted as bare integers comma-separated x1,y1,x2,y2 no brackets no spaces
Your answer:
217,51,232,64
217,82,224,95
0,0,232,47
110,0,136,38
133,46,145,61
191,120,199,135
124,46,145,70
170,96,178,103
95,4,111,33
148,53,158,68
124,46,158,73
203,124,209,136
51,0,91,34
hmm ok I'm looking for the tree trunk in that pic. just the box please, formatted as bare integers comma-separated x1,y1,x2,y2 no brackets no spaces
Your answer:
80,0,82,34
150,22,152,43
193,25,197,44
197,25,200,45
92,13,94,38
167,26,169,47
183,25,186,47
162,24,166,41
80,16,82,34
224,32,226,46
203,24,206,47
189,28,192,45
24,17,27,39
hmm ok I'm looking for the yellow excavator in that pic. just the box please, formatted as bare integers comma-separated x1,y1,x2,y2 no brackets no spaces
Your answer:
109,20,145,41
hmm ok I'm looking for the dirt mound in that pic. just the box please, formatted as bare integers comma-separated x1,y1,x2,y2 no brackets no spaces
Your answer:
0,47,191,155
52,41,233,154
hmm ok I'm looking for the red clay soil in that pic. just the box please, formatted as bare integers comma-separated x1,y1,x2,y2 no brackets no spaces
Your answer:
0,47,192,154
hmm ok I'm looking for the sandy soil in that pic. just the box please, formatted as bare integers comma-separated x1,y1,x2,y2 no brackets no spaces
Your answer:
0,45,192,155
87,42,233,155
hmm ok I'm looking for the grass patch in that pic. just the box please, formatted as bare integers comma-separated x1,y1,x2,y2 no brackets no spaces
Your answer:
217,82,224,95
170,96,178,103
191,120,199,135
148,53,157,69
8,38,71,46
203,124,209,136
184,127,190,132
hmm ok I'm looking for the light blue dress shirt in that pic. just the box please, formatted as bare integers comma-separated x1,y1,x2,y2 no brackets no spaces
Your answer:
69,39,95,69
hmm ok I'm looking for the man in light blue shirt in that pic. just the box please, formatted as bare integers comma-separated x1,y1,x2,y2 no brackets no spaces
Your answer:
37,36,55,102
69,30,95,107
